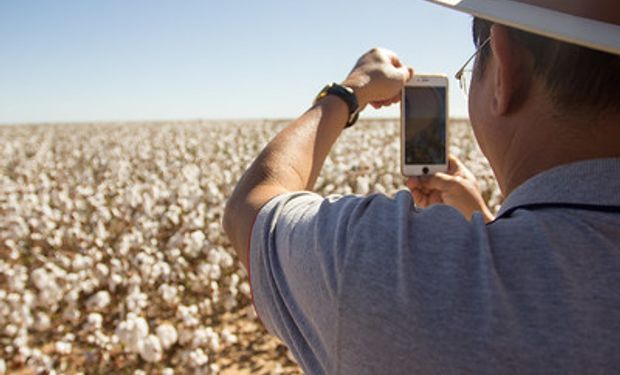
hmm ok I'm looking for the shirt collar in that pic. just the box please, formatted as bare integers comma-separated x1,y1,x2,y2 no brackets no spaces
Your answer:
496,157,620,218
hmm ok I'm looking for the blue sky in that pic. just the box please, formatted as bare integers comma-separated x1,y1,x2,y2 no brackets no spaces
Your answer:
0,1,475,124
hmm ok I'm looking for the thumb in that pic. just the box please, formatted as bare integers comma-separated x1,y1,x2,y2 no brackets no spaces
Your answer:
406,66,414,81
398,65,413,83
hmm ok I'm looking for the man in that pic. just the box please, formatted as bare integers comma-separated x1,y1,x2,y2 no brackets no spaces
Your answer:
223,0,620,373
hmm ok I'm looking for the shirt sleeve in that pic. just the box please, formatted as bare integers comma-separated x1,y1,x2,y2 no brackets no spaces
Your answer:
249,190,420,373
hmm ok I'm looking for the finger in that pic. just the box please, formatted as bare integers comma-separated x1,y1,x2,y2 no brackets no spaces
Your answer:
447,154,463,174
428,190,443,205
375,98,397,108
406,176,422,190
407,66,414,81
390,54,403,68
410,189,425,206
420,172,456,191
412,190,429,208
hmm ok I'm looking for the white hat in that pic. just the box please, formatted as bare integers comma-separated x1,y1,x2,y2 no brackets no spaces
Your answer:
424,0,620,55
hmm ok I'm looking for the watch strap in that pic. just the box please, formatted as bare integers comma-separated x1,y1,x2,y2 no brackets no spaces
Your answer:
314,83,360,128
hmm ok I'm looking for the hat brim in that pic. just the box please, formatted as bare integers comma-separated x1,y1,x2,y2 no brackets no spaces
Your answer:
425,0,620,55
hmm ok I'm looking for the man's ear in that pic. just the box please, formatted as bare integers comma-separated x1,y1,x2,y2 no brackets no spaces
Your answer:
489,24,530,115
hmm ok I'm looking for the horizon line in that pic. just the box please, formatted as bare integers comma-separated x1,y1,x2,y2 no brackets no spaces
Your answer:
0,116,470,127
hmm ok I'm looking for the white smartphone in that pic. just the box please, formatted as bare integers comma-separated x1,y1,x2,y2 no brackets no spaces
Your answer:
401,74,449,176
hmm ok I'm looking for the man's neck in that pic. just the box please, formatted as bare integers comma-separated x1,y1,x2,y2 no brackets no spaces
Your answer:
499,115,620,196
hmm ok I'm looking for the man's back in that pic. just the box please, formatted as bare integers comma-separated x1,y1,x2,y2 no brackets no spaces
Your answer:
250,158,620,374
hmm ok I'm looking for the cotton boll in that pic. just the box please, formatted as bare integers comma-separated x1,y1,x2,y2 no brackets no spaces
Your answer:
207,248,221,265
183,231,206,258
95,263,109,279
115,314,149,353
209,265,221,281
182,164,200,181
106,274,121,293
158,284,178,304
31,268,52,291
221,329,238,345
161,368,174,375
0,358,5,374
239,282,251,297
219,250,234,269
382,173,394,188
125,286,148,312
33,312,51,332
85,312,103,331
72,254,93,271
186,348,209,368
139,335,163,363
355,176,370,195
156,323,178,350
177,305,199,327
86,291,111,311
55,341,72,355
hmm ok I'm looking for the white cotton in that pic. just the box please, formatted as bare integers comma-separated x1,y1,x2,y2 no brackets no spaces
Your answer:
115,314,149,353
239,282,251,297
55,341,72,355
158,283,177,303
222,329,238,345
182,164,200,181
156,323,178,350
33,312,51,332
208,264,221,281
86,291,111,311
0,358,5,374
161,368,174,375
31,268,51,291
72,254,92,270
86,312,103,330
108,273,124,292
219,251,234,268
183,231,205,258
95,263,109,278
355,176,370,195
207,248,221,265
139,334,162,363
125,287,148,312
187,348,209,367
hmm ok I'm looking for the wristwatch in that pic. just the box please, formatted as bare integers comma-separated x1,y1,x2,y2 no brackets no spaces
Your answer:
314,82,361,128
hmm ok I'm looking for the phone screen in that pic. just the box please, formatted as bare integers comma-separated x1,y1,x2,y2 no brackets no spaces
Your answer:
404,86,447,165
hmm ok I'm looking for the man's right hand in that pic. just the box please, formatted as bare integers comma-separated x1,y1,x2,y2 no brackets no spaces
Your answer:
341,48,414,110
406,155,495,223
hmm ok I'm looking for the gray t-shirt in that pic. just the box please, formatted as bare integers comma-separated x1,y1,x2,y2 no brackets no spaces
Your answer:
249,158,620,375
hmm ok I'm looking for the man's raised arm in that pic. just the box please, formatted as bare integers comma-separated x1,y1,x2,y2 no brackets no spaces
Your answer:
222,48,413,269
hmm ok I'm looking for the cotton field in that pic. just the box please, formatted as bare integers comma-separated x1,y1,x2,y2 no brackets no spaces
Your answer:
0,119,501,374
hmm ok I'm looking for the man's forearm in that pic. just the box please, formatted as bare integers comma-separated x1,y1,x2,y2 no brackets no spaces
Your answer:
223,95,350,265
244,95,349,192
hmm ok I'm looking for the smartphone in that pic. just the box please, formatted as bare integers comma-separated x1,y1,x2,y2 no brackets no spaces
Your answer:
401,74,449,176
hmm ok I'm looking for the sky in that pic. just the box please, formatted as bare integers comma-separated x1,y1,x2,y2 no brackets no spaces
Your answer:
0,0,476,124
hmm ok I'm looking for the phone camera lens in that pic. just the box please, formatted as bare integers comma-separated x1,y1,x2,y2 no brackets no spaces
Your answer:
423,167,429,174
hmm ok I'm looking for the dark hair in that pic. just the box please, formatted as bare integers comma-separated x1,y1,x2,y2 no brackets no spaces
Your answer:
472,17,620,116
